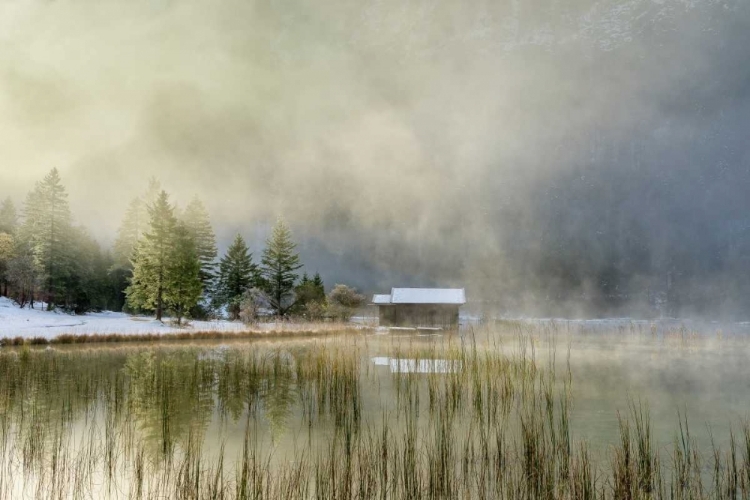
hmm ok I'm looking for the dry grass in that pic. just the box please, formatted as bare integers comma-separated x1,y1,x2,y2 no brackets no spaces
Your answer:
0,326,365,347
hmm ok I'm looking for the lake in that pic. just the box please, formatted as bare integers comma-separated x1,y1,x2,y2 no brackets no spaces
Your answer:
1,323,748,498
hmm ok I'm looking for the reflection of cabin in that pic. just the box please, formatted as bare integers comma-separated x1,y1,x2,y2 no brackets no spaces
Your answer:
372,288,466,328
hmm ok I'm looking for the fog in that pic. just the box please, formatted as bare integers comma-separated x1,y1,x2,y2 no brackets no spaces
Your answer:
1,0,749,318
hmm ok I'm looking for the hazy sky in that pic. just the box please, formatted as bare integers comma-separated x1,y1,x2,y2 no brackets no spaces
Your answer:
1,0,749,312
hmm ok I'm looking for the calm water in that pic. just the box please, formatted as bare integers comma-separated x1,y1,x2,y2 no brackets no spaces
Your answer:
2,327,749,498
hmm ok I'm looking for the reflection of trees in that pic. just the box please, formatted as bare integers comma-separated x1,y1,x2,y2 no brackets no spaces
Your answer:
215,349,298,444
124,351,214,456
263,368,295,444
290,345,361,429
0,350,137,471
216,350,255,422
0,345,362,464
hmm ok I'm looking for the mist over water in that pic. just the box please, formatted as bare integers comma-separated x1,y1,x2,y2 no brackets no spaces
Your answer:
2,0,749,317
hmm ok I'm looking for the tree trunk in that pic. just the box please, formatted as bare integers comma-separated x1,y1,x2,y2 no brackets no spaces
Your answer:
156,262,164,321
47,282,54,311
275,272,282,317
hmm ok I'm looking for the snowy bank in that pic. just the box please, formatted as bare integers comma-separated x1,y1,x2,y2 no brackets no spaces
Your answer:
0,297,251,340
0,297,370,341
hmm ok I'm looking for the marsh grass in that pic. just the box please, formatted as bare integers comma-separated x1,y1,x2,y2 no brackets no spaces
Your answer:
0,333,747,498
0,326,363,348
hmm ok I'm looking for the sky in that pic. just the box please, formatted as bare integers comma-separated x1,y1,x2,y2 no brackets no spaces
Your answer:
1,0,749,317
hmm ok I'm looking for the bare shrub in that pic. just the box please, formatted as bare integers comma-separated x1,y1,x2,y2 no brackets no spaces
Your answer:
239,288,271,324
327,284,365,322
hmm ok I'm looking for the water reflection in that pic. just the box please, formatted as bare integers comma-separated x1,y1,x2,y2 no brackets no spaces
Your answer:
371,356,461,373
1,332,749,498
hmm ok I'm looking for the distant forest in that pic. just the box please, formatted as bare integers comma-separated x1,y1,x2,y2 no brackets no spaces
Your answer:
0,169,363,322
3,162,750,321
473,153,750,320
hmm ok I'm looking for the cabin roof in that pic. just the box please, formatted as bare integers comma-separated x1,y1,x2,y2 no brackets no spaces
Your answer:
371,288,466,305
391,288,466,305
372,294,392,305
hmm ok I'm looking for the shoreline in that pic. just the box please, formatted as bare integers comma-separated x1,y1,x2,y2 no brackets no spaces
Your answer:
0,326,370,347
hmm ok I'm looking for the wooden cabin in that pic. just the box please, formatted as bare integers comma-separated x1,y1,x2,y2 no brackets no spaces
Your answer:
372,288,466,329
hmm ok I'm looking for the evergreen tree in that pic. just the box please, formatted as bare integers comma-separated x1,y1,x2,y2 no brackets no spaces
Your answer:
143,177,162,206
17,187,42,246
164,223,202,325
312,272,325,300
63,226,120,313
126,191,178,321
112,179,162,312
216,234,258,320
18,168,73,310
113,197,147,269
0,232,14,297
113,178,162,270
0,200,15,296
293,271,326,317
260,218,302,316
111,196,147,311
89,247,120,312
181,197,218,288
16,189,42,307
6,254,36,308
0,198,17,234
65,226,96,312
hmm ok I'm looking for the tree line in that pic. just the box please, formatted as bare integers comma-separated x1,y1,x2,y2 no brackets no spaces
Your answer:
0,169,364,322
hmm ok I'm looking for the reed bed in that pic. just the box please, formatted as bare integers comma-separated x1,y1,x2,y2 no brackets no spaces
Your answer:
0,334,747,499
0,326,364,347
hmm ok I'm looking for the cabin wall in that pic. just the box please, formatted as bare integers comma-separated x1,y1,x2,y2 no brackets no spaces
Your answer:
379,306,397,326
378,304,459,328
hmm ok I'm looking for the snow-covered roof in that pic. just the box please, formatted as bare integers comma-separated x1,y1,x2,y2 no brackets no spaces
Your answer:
372,294,392,305
389,288,466,305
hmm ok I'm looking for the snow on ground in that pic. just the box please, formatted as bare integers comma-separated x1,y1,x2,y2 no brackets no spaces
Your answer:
0,297,368,340
0,297,251,339
5,296,748,341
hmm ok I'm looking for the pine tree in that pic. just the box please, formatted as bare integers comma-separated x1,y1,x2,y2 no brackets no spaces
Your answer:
293,271,326,316
0,198,17,234
18,168,73,310
164,223,202,325
113,178,162,270
65,226,97,312
181,197,218,288
312,272,325,300
15,180,46,308
58,226,120,313
143,177,162,207
126,191,178,321
6,254,36,308
216,234,258,320
113,197,147,269
0,232,14,297
260,218,302,316
0,200,15,296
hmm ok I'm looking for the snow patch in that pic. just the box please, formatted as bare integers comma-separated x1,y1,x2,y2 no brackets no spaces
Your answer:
0,297,250,339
